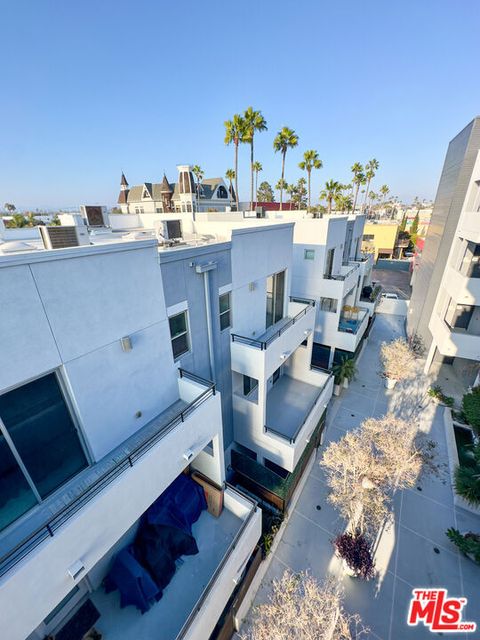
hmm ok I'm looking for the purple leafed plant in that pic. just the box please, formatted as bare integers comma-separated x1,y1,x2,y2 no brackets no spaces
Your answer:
334,530,375,579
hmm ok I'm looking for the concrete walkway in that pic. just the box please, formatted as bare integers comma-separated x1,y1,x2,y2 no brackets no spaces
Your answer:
244,314,479,639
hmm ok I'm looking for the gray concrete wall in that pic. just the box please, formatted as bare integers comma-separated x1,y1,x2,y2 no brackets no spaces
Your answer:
408,118,480,348
159,244,235,446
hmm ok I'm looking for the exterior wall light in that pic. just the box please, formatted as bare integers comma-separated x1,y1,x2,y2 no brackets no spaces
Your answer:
121,336,132,352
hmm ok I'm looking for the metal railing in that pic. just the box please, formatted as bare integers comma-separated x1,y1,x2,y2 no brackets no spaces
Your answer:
264,372,333,444
338,309,369,335
0,369,215,579
231,297,315,350
176,484,257,639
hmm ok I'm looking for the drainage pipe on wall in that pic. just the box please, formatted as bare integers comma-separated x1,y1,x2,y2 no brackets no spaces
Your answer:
195,261,217,382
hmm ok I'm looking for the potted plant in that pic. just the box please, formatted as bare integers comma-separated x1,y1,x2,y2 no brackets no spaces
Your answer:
380,338,414,389
333,530,375,579
446,528,480,565
332,356,356,395
428,385,454,407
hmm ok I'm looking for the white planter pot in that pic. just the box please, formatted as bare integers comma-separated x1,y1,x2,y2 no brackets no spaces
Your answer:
343,378,349,389
385,377,397,389
333,384,342,397
342,559,357,577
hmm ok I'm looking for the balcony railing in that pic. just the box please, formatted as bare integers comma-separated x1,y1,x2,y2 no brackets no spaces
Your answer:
264,372,333,444
176,484,257,639
231,296,315,350
338,308,369,334
0,369,215,579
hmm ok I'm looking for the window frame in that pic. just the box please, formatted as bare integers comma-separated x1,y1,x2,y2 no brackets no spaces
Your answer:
219,292,231,331
319,297,338,313
304,249,315,260
169,310,190,360
243,375,258,397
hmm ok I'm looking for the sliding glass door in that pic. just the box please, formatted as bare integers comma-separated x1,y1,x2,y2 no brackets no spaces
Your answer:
0,372,88,531
266,270,286,328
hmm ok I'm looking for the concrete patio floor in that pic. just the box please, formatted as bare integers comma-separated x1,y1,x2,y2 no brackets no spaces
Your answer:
242,314,480,639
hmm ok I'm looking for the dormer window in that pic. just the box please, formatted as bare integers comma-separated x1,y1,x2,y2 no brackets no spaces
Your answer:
217,186,228,199
143,189,150,199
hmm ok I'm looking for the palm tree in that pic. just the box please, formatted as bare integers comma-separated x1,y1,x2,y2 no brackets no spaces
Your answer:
252,161,262,206
273,127,299,211
192,165,204,212
299,150,323,211
362,159,379,211
243,107,267,210
225,168,236,202
320,180,342,215
224,114,246,211
276,179,288,208
334,193,353,214
351,163,365,214
379,184,390,208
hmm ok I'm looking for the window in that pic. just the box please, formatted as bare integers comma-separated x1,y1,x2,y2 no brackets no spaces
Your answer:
266,270,285,328
243,375,258,397
156,207,162,213
169,311,189,359
320,297,338,313
0,373,88,531
142,189,150,199
217,186,228,199
445,300,474,330
272,367,281,384
324,248,335,278
219,292,231,330
186,203,192,213
304,249,315,260
363,234,374,241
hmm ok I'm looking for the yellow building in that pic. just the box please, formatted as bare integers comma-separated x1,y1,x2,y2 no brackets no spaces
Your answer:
361,222,399,260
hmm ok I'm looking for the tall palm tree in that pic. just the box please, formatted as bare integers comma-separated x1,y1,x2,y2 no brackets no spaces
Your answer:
298,150,323,211
225,168,236,202
276,178,288,208
192,165,204,212
351,163,365,214
273,126,299,210
320,180,342,215
335,193,353,214
252,161,262,206
379,184,390,205
362,158,379,211
243,107,267,210
224,114,246,211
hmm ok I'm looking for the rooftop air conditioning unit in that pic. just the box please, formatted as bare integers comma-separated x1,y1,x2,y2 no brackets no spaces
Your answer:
154,220,183,243
39,225,90,250
80,205,109,227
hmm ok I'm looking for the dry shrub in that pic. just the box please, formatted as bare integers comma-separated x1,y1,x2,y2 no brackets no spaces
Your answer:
380,338,415,381
241,571,367,640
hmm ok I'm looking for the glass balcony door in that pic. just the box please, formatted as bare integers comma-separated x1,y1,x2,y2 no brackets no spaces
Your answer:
266,271,285,328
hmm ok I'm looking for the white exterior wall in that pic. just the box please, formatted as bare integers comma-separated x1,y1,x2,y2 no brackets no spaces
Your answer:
0,240,178,461
428,151,480,361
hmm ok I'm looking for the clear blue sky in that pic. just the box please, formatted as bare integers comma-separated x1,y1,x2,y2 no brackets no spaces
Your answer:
1,0,479,209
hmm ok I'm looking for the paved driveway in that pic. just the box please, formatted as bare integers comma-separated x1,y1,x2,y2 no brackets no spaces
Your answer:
244,314,479,639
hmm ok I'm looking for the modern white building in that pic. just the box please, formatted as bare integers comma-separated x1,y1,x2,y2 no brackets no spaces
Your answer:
408,117,480,386
0,239,260,640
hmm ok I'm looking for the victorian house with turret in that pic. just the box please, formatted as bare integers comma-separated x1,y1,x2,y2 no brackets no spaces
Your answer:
118,165,234,214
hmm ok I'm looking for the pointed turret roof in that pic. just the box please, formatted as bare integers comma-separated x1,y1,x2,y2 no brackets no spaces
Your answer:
120,172,128,187
161,173,173,193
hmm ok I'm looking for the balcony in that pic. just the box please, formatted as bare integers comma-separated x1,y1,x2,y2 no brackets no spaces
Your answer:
429,313,480,360
336,306,369,351
230,297,316,380
90,485,261,640
0,369,227,640
444,265,480,305
458,211,480,243
263,366,333,472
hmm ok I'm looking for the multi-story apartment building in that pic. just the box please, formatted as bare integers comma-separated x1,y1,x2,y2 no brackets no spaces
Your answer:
0,239,261,640
408,117,480,386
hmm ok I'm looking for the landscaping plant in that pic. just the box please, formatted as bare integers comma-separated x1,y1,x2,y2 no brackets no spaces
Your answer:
333,356,356,386
321,415,437,539
241,570,368,639
462,387,480,436
334,530,375,579
454,460,480,506
427,385,454,407
446,528,480,564
380,338,415,382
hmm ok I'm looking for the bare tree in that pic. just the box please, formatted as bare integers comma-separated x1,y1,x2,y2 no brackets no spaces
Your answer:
321,415,436,538
241,571,367,640
380,338,415,383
